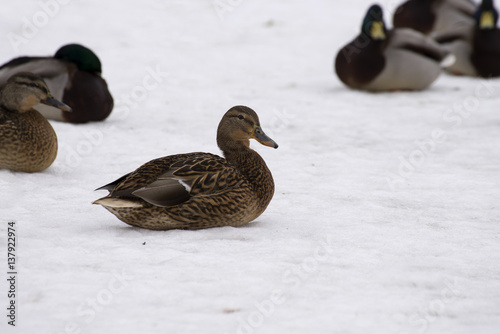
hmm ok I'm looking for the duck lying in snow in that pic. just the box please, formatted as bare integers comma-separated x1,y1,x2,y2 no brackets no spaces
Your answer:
0,44,113,123
93,106,278,230
435,0,500,77
335,4,454,92
0,72,70,172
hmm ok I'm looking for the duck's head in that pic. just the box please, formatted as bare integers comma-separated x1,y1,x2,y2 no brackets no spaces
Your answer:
475,0,498,30
217,106,278,154
362,4,387,40
54,43,102,73
0,72,71,113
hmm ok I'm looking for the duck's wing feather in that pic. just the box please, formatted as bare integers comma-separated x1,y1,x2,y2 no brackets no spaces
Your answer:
447,0,476,17
0,58,68,81
433,25,474,44
0,56,46,70
388,28,450,62
101,152,245,207
130,171,192,207
95,173,132,192
0,58,71,99
96,153,202,198
132,154,245,207
393,0,434,34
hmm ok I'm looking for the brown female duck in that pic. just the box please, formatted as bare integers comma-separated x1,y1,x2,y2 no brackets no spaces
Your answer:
0,72,70,172
93,106,278,230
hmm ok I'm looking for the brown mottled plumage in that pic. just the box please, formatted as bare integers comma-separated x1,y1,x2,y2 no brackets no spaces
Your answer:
0,72,70,172
93,106,278,230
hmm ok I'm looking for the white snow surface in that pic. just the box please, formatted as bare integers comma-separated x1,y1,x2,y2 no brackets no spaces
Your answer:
1,0,500,333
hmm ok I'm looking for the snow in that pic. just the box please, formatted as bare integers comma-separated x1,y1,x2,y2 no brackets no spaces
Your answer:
1,0,500,333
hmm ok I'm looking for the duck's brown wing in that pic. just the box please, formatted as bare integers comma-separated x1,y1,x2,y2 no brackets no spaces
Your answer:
98,152,245,207
131,153,246,207
97,153,204,197
95,173,132,192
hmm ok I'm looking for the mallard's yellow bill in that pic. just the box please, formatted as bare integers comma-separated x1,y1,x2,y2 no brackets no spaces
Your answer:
370,21,386,40
480,11,495,29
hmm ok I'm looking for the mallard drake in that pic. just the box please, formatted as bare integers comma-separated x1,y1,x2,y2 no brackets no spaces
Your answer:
472,0,500,76
393,0,476,36
0,72,71,172
93,106,278,230
335,4,452,91
0,44,113,123
435,0,500,77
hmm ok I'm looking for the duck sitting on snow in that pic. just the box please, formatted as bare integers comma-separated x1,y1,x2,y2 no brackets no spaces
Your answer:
335,4,453,91
93,106,278,231
0,44,113,123
393,0,476,37
0,72,71,172
435,0,500,77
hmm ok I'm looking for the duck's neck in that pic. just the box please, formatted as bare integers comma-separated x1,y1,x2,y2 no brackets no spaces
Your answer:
223,147,274,205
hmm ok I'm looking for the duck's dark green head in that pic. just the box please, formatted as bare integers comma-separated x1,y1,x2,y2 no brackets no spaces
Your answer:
362,4,387,40
54,44,102,73
475,0,498,29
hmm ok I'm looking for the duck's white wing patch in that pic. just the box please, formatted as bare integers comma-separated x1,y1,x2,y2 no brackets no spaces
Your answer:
178,179,192,192
441,53,456,68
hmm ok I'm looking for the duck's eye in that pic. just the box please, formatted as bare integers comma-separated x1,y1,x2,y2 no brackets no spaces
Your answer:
237,115,244,120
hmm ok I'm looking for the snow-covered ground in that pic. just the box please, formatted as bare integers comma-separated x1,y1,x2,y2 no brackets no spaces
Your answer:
1,0,499,333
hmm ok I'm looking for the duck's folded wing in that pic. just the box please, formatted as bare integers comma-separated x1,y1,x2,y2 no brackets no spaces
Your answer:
433,26,474,44
0,58,70,102
95,173,132,192
389,28,450,62
129,154,241,207
0,58,68,83
131,172,192,207
0,56,45,70
448,0,476,17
